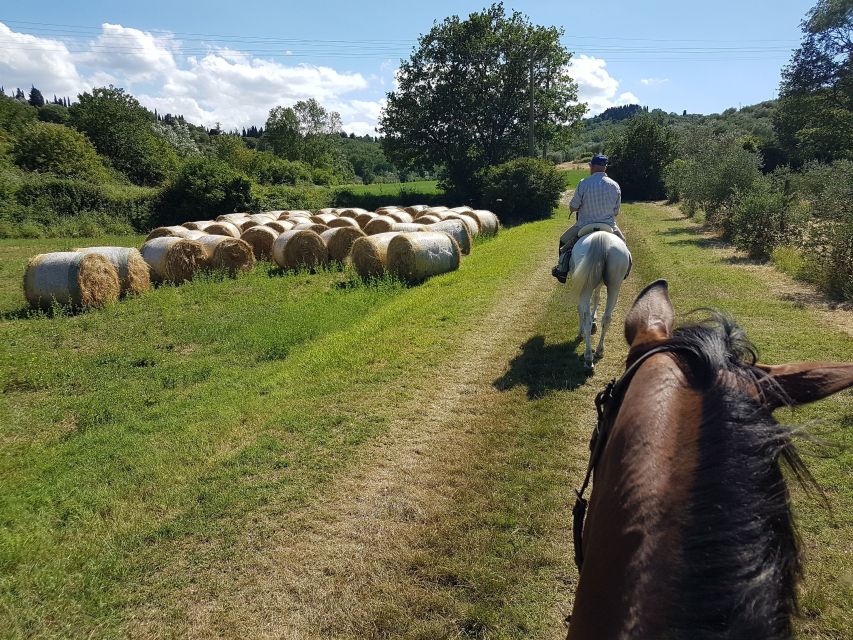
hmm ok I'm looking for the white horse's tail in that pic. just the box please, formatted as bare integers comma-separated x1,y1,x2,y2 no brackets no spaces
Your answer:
569,232,608,297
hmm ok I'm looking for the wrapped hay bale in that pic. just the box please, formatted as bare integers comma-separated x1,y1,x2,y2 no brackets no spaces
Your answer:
24,252,120,309
355,212,378,228
387,232,461,282
387,210,414,224
315,207,337,216
141,236,207,283
364,216,398,235
446,213,480,238
182,220,216,231
265,220,294,233
263,210,286,218
196,235,255,275
272,230,329,271
242,225,280,260
180,229,208,241
414,214,441,225
287,210,313,218
375,206,402,215
321,227,367,262
470,210,500,236
450,206,475,214
204,221,242,238
146,225,194,241
74,246,151,296
249,213,277,225
404,205,429,215
425,206,449,214
327,217,360,229
311,213,339,226
422,219,472,255
216,213,250,225
389,222,425,233
351,232,400,279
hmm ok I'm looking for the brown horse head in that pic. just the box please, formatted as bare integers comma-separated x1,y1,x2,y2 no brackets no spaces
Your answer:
567,279,853,639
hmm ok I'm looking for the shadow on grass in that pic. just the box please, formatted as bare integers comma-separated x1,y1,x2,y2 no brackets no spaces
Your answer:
493,335,590,400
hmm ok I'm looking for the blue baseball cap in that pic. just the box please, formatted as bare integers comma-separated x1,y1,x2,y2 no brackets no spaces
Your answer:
590,154,608,166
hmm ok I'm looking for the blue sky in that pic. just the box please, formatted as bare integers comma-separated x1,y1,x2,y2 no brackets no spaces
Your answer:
0,1,815,133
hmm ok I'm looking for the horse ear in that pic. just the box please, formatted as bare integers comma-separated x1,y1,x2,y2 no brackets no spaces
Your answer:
624,279,675,348
756,362,853,409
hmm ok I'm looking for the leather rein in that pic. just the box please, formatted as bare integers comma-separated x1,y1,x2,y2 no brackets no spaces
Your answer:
572,344,680,570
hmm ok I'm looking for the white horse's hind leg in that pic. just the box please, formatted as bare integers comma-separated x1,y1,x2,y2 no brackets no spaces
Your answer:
594,260,630,360
590,286,602,335
580,287,596,370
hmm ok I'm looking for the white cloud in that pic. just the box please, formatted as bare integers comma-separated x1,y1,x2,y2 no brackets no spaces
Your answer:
0,21,375,131
640,77,669,86
569,54,640,116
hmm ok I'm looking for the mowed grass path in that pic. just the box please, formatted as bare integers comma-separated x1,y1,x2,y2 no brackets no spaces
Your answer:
0,204,851,638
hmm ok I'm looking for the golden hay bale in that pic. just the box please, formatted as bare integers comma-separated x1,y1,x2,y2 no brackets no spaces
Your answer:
74,246,151,296
24,252,120,309
263,210,287,218
387,210,414,223
182,220,217,231
355,212,378,228
338,207,367,218
446,213,480,238
204,222,242,238
415,214,441,225
389,222,425,233
350,232,400,279
404,205,429,215
375,206,402,215
272,230,329,271
241,225,280,260
364,215,398,235
315,207,337,215
236,219,258,232
311,213,339,226
249,213,277,225
180,230,208,241
292,222,330,234
470,210,500,236
387,232,461,282
287,210,313,218
425,206,449,214
321,226,367,262
450,206,475,214
146,225,194,241
140,236,207,283
216,213,250,225
422,219,472,255
265,220,294,233
327,217,360,229
196,235,255,275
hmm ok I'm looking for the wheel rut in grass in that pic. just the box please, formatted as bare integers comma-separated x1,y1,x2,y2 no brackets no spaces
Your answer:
133,241,573,639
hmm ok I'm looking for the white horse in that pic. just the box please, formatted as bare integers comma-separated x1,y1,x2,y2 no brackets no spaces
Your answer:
569,230,632,372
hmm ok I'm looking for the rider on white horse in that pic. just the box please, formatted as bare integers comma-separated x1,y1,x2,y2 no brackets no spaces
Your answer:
552,154,626,284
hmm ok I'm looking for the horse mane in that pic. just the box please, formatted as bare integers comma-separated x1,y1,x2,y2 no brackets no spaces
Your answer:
659,313,816,639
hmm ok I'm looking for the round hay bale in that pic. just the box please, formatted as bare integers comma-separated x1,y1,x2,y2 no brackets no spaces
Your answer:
179,229,208,241
204,221,242,238
450,206,475,214
414,214,441,225
272,230,329,271
263,210,286,218
350,232,401,279
387,211,414,223
422,219,472,255
265,220,294,233
182,220,216,231
249,213,277,225
354,212,378,228
446,213,480,238
311,213,338,226
321,226,367,262
146,225,194,241
375,206,402,215
287,210,313,218
315,207,337,215
404,205,429,215
425,206,449,214
364,216,398,235
470,210,500,236
216,213,250,225
327,217,360,229
389,223,425,233
338,207,366,219
387,232,461,282
196,235,255,275
74,246,151,296
24,252,120,309
241,225,280,261
140,236,207,283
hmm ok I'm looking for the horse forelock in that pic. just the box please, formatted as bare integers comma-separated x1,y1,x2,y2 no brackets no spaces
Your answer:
650,314,808,639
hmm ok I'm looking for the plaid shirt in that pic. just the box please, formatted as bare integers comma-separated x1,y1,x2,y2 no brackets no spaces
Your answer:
569,172,621,227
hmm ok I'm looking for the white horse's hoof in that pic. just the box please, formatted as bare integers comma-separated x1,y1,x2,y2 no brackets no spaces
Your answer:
584,361,595,373
594,350,604,360
591,322,598,335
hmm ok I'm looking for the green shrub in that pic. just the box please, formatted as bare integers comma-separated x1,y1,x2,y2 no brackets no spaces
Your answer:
253,184,334,211
37,104,70,125
251,153,313,185
481,158,564,222
606,113,677,200
771,245,805,278
729,175,803,259
157,156,254,225
13,122,112,182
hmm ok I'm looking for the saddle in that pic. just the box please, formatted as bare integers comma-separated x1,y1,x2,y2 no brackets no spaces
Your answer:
578,222,614,237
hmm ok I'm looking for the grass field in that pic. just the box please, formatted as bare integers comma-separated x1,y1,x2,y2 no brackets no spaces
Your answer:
335,180,442,197
559,168,587,189
0,205,850,638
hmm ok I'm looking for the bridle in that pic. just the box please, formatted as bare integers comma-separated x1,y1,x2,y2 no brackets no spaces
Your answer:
572,344,682,569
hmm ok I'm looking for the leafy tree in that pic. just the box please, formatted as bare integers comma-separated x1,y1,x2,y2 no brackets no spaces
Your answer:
12,121,111,181
0,94,37,132
263,106,302,160
28,87,45,108
481,157,564,221
605,113,678,200
775,0,853,163
37,103,70,124
158,156,253,224
69,86,177,185
380,2,584,200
